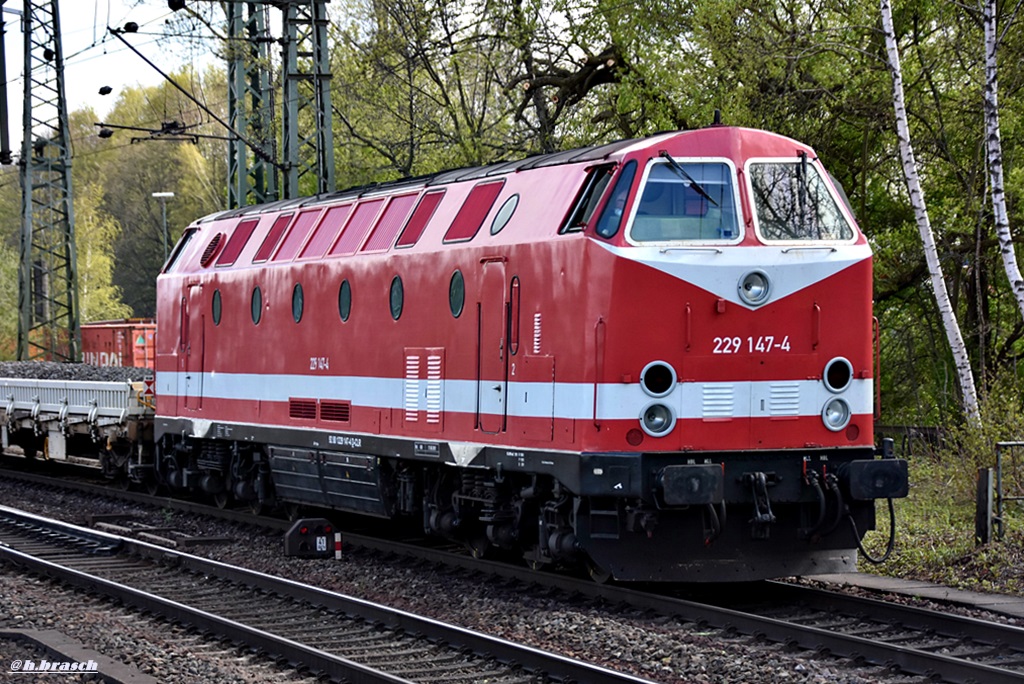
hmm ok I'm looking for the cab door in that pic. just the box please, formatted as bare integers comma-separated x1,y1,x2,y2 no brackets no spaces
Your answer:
477,259,507,433
181,284,205,410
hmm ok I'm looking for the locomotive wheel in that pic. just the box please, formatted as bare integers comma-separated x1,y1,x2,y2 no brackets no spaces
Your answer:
285,503,302,521
585,557,612,584
145,479,160,496
248,500,264,516
213,492,230,509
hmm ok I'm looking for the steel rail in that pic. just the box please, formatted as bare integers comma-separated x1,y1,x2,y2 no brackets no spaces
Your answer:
0,504,654,684
760,581,1024,649
3,467,1023,683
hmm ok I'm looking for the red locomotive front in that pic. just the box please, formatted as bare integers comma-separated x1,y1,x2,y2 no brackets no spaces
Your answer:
153,126,907,581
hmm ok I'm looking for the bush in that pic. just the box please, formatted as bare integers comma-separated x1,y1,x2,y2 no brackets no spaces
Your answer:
860,375,1024,594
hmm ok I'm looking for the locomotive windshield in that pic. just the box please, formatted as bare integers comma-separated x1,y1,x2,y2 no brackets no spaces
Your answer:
629,161,740,242
748,159,854,241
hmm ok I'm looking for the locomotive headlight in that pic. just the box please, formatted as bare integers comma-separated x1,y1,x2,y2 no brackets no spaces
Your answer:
641,402,676,437
823,357,854,393
738,270,771,306
822,398,851,431
640,361,677,398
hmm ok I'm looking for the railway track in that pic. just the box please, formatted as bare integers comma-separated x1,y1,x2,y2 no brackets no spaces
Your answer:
0,503,653,684
711,582,1024,681
2,465,1023,683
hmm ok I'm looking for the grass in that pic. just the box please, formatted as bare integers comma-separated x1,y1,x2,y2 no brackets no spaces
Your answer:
859,451,1024,595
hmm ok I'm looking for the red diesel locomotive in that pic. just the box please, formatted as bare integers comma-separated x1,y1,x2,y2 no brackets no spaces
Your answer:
152,125,908,581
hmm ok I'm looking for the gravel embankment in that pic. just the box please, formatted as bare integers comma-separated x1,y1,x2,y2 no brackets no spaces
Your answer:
0,478,930,684
0,362,149,383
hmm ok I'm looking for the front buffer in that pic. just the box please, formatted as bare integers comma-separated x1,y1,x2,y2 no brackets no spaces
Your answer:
573,445,908,582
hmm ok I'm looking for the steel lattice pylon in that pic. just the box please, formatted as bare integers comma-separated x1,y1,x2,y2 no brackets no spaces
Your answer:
228,1,276,207
225,0,333,207
18,0,79,362
281,0,334,198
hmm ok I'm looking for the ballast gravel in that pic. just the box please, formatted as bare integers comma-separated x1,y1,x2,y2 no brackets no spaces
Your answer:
0,477,933,684
0,362,148,383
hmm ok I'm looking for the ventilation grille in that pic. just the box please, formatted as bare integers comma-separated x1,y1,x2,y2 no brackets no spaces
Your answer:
404,348,445,431
769,383,800,416
533,312,542,354
425,354,443,424
199,233,224,267
702,384,734,418
289,398,317,420
321,400,351,423
405,355,421,422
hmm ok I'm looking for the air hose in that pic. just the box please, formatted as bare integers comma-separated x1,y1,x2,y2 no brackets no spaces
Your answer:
848,497,896,564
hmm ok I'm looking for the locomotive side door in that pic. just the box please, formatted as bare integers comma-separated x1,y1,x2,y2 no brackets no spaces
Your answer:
477,259,508,433
182,284,205,410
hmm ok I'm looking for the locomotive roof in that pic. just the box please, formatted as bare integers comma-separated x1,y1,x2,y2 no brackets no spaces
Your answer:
198,135,646,224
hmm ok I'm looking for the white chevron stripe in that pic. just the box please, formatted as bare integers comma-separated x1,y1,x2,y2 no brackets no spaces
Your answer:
594,242,872,309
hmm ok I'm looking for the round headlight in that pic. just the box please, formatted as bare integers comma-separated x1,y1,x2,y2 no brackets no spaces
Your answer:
822,398,851,431
640,361,677,398
823,357,853,393
641,402,676,437
738,270,771,306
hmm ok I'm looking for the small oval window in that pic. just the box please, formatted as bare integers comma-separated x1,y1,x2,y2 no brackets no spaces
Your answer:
338,279,352,322
449,270,465,318
212,289,222,326
390,275,404,320
490,194,519,235
292,283,304,323
251,286,262,325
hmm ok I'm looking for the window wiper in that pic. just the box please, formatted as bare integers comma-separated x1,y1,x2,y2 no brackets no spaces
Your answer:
658,150,719,207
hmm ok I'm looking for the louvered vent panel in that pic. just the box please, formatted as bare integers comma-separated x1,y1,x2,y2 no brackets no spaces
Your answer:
769,383,800,416
289,398,317,420
405,355,421,422
702,384,734,418
426,355,443,424
321,400,351,423
199,233,224,267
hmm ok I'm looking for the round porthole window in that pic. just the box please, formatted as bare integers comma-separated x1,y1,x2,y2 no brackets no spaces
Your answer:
449,270,465,317
338,279,352,322
490,194,519,235
251,286,262,325
390,275,404,320
292,283,304,323
212,289,222,326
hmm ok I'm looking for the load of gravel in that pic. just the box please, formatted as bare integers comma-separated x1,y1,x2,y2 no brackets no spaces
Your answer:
0,361,149,383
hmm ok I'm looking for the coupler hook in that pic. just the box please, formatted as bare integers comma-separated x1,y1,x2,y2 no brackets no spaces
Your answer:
745,471,776,539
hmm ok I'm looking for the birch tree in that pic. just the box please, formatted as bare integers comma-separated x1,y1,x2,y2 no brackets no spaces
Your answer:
983,0,1024,321
881,0,981,423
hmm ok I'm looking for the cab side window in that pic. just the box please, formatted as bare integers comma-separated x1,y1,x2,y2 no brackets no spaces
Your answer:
595,161,637,239
561,164,615,233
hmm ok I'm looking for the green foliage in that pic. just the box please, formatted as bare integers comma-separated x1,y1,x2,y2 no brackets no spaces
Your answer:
74,182,132,323
0,168,21,358
862,379,1024,593
0,238,18,359
83,71,225,316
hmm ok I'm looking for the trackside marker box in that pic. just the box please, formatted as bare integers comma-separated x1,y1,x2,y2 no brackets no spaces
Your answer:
283,518,340,559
